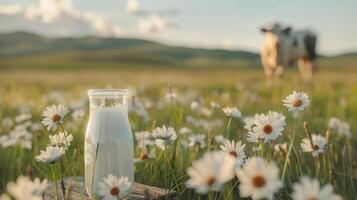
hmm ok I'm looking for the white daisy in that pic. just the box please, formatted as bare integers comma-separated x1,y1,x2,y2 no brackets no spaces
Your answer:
134,146,155,163
188,134,206,148
152,125,177,150
14,113,32,123
98,174,132,200
274,143,288,156
0,125,32,149
301,134,327,157
186,151,235,194
48,131,73,148
222,107,242,118
243,116,256,131
220,140,246,172
328,118,352,138
190,101,200,111
134,131,154,148
247,111,286,143
210,101,220,109
165,91,178,101
179,127,193,135
35,146,65,164
214,135,229,144
283,91,310,116
7,176,48,200
41,104,69,131
2,117,14,129
72,109,85,122
236,157,283,200
292,176,342,200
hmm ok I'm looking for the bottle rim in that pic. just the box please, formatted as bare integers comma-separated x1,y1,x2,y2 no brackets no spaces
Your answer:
87,89,129,96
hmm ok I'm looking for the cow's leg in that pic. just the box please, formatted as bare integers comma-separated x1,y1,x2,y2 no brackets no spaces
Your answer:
298,59,313,82
276,65,285,78
263,65,273,87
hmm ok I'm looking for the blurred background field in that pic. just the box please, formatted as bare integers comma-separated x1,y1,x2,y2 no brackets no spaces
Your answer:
1,0,357,199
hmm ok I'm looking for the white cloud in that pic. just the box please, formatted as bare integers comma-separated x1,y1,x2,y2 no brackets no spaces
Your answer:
125,0,141,14
138,15,169,34
0,4,24,15
0,0,122,37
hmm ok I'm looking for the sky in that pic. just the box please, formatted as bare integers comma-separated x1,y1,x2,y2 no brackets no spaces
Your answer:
0,0,356,55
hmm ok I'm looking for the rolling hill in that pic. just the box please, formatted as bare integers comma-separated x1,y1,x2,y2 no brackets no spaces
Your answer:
0,31,355,70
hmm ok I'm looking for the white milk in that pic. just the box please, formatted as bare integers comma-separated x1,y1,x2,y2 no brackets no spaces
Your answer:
84,106,134,199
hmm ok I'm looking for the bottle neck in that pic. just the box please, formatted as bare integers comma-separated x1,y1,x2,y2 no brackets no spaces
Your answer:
87,89,129,109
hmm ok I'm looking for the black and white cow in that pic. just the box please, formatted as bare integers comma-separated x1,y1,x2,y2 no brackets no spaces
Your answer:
260,23,317,81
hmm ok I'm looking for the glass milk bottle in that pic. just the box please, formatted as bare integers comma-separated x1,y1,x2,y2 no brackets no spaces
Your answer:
84,89,134,199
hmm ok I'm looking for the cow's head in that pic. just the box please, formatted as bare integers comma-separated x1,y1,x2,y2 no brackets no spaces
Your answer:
260,23,292,66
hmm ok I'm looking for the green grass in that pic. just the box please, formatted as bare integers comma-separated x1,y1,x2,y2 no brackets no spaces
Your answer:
0,67,356,199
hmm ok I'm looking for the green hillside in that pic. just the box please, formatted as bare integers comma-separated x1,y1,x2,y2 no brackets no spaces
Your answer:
0,31,356,70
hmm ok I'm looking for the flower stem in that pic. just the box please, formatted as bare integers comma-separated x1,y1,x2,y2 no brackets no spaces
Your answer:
282,116,297,181
164,145,167,199
225,118,232,138
51,165,59,200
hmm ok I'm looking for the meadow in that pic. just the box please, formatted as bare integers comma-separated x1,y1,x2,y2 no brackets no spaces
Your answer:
0,67,356,199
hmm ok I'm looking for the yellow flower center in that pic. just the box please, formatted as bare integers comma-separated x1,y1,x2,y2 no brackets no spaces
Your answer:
312,144,319,150
52,114,61,123
293,99,303,107
139,153,149,160
252,175,266,188
229,151,237,157
308,197,317,200
110,187,120,196
263,125,273,134
207,177,216,186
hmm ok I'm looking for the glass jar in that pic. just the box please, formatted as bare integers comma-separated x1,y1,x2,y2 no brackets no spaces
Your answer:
84,89,134,199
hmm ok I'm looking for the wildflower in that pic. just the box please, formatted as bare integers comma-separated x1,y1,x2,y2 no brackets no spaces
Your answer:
48,131,73,148
283,91,310,116
236,157,282,200
152,125,177,150
0,125,32,149
186,151,235,194
30,122,42,132
134,146,155,163
200,107,213,117
179,127,193,135
6,176,48,200
134,131,154,148
222,107,242,118
98,174,132,200
41,104,69,131
214,135,229,144
301,134,327,157
328,117,352,138
247,111,286,143
210,101,220,109
35,146,65,164
15,114,32,123
190,101,200,111
188,134,206,148
220,140,246,172
274,143,288,155
292,176,342,200
72,109,85,122
243,116,256,131
165,88,178,101
2,117,14,129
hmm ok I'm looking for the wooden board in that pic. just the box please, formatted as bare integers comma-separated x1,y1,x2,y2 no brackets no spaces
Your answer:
44,177,177,200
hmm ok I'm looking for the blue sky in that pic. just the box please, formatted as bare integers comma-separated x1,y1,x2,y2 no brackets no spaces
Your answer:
0,0,356,55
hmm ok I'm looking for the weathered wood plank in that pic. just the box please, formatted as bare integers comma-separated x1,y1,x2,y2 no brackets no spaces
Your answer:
44,177,177,200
